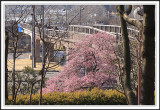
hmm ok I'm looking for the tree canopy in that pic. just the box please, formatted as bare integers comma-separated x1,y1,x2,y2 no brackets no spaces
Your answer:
42,33,118,93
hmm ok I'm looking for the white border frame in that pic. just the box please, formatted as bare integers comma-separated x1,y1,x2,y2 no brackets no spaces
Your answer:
1,1,159,109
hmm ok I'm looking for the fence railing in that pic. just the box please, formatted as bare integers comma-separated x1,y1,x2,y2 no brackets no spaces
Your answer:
68,25,139,41
92,24,139,38
21,23,139,41
68,25,116,37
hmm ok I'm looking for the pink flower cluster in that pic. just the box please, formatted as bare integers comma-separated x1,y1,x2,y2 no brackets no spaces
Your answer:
42,33,118,93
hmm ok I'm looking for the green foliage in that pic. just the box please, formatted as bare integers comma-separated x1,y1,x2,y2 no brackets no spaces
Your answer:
7,88,127,105
18,66,40,94
22,66,40,83
22,66,36,77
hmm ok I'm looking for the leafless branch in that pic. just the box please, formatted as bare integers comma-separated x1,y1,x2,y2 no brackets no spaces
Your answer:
117,5,143,30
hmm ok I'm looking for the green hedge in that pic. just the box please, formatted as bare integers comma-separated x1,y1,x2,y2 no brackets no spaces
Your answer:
7,88,127,105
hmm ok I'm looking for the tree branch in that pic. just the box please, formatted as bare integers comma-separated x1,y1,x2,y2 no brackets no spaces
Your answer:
123,13,142,30
118,5,143,30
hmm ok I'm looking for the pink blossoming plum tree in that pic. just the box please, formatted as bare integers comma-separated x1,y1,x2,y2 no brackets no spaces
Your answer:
42,33,119,93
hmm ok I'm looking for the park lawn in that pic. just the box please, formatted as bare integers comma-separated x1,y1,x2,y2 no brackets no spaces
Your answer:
7,58,61,71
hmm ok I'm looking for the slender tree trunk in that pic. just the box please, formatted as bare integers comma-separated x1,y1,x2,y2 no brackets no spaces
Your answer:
30,84,34,104
141,5,155,105
39,55,46,105
39,67,45,105
39,5,45,105
30,80,40,104
119,5,137,105
39,74,43,105
12,25,19,105
12,52,16,104
12,25,16,104
15,80,21,103
5,31,9,101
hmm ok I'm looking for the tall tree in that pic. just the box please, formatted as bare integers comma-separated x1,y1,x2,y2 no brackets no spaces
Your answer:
32,5,93,104
41,33,118,93
36,5,69,105
5,31,9,101
5,5,32,104
117,5,155,105
118,5,137,105
141,5,155,105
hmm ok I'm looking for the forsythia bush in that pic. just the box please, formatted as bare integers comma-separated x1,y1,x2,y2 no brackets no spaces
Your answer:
7,88,127,105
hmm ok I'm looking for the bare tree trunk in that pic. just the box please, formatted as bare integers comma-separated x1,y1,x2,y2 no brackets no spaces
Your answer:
39,5,45,105
12,52,16,104
39,74,43,105
12,25,19,105
15,80,21,103
30,84,34,104
5,31,9,101
12,25,17,104
118,5,155,105
141,5,155,105
119,5,137,105
30,80,40,104
39,67,45,105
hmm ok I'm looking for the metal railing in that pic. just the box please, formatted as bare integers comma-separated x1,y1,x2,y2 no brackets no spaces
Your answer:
92,24,139,38
20,23,139,41
68,24,139,41
68,25,116,36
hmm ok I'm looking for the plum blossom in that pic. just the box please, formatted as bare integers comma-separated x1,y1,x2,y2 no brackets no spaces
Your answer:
42,33,118,93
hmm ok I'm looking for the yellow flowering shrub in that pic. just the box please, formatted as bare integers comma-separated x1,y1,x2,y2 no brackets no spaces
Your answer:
7,88,127,105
